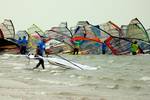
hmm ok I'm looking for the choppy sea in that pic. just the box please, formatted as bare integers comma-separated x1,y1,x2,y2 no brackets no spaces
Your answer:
0,53,150,100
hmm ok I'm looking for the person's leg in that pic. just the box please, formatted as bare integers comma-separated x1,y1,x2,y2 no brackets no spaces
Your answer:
24,46,27,54
73,48,76,55
135,52,137,55
33,60,41,69
22,46,26,54
76,48,79,55
132,52,136,55
102,50,105,54
20,46,23,54
74,48,78,55
22,47,25,54
40,59,45,69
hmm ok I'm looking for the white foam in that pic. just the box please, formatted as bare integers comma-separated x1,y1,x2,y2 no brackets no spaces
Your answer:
40,69,48,72
13,67,22,70
41,92,46,95
69,74,77,78
37,78,76,86
139,76,150,81
106,84,119,89
24,77,32,80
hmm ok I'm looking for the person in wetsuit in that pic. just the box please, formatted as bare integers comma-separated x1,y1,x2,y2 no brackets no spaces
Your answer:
20,36,28,54
73,41,80,55
131,41,139,55
102,42,107,54
33,39,46,69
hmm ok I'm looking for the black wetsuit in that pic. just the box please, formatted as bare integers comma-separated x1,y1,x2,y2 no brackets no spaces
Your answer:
34,58,45,69
73,48,79,55
33,48,45,69
20,46,27,54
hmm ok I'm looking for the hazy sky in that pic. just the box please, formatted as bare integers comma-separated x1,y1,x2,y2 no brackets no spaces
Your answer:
0,0,149,31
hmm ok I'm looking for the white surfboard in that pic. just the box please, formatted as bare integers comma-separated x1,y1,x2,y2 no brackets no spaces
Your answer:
26,54,97,70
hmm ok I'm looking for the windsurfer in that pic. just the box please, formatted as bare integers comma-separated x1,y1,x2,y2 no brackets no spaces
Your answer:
73,47,79,55
20,36,28,54
33,46,45,69
33,39,46,69
37,39,46,56
17,37,22,53
102,42,107,54
73,41,80,55
131,41,139,55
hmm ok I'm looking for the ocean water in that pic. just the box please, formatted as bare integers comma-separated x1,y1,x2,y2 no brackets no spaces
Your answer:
0,54,150,100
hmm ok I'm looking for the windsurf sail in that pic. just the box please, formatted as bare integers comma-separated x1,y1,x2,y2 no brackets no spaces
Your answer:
0,19,15,39
94,20,150,55
27,24,45,36
121,25,128,37
45,39,67,54
49,22,74,38
147,28,150,38
0,38,19,53
0,29,4,39
15,30,29,40
45,29,74,53
71,24,105,54
29,33,42,49
88,25,131,55
100,21,123,37
45,29,73,46
126,18,150,42
105,36,131,55
71,36,102,43
27,24,47,50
